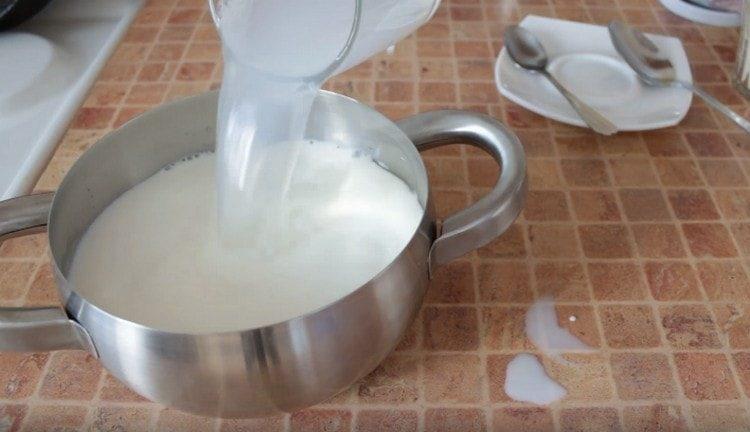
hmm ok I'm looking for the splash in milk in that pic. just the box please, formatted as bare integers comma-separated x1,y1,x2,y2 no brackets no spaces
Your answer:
211,0,438,247
69,145,424,333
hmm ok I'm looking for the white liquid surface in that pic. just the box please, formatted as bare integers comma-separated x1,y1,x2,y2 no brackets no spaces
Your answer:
69,143,423,333
504,354,566,405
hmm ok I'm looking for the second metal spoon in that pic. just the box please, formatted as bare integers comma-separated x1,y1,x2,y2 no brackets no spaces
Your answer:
504,25,618,135
608,20,750,134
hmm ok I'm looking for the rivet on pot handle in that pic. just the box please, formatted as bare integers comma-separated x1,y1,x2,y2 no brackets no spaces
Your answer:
398,110,526,272
0,192,96,354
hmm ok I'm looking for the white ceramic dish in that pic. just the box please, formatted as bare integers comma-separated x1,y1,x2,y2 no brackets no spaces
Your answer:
659,0,740,27
0,0,143,200
495,15,693,131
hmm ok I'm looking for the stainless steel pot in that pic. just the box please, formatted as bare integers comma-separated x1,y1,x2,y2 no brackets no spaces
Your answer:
0,91,525,417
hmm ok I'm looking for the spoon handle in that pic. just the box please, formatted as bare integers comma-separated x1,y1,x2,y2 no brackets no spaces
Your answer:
541,70,618,135
676,81,750,134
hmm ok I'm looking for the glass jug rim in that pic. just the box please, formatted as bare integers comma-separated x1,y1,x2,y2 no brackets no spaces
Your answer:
207,0,363,82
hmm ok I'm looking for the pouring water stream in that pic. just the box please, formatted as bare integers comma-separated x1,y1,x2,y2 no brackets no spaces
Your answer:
210,0,440,249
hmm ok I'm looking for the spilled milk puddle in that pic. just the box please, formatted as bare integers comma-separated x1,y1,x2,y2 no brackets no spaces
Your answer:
504,295,594,405
504,353,566,404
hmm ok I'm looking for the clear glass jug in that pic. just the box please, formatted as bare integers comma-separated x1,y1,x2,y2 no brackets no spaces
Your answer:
208,0,441,247
209,0,441,79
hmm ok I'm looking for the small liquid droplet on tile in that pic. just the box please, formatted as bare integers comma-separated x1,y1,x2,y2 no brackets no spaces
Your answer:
504,353,566,405
525,296,593,357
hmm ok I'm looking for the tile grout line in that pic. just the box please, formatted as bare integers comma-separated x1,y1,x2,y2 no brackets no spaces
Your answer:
516,132,571,428
12,261,43,309
16,351,55,431
525,115,565,432
114,1,202,128
599,130,692,426
18,396,747,410
653,132,736,429
683,131,750,422
81,368,108,430
461,2,496,430
569,135,622,429
441,0,490,427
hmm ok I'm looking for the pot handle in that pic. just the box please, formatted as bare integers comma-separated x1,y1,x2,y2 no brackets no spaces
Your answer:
0,192,95,354
397,110,526,271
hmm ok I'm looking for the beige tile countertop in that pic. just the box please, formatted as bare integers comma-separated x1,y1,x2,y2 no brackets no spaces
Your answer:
2,0,750,430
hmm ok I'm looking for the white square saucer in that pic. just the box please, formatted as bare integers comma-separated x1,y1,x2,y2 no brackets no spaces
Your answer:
495,15,693,131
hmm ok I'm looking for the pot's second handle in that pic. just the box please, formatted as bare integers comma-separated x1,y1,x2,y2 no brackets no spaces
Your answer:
398,110,526,270
0,192,54,243
0,193,95,354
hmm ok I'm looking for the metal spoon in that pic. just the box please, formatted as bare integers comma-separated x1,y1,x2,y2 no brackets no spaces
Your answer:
608,20,750,134
504,25,618,135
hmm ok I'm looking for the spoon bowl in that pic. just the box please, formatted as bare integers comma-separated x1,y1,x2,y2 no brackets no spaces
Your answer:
504,25,549,71
608,19,750,134
503,25,618,135
607,21,676,86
